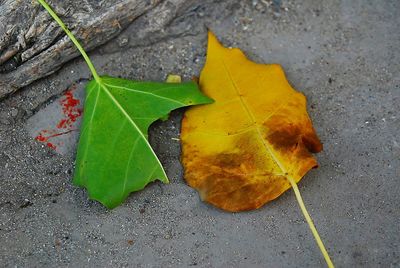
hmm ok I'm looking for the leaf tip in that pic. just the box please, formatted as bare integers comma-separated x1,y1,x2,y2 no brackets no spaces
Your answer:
159,173,170,184
207,30,218,43
207,30,223,51
89,194,118,210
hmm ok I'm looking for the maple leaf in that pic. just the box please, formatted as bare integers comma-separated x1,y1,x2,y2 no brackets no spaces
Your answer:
181,32,333,267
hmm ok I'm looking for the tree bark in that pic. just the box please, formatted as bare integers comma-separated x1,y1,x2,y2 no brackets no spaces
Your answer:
0,0,196,99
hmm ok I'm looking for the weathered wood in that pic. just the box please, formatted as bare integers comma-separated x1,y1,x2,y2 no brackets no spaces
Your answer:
0,0,195,99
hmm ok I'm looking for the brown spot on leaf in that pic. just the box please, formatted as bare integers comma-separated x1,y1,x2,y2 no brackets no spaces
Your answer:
265,115,322,155
302,132,323,153
267,123,302,151
186,156,292,212
184,146,291,211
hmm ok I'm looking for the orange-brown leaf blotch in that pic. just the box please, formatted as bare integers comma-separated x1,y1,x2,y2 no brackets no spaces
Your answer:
181,31,323,212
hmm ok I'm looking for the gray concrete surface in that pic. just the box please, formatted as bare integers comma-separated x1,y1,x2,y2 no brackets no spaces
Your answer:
1,0,399,267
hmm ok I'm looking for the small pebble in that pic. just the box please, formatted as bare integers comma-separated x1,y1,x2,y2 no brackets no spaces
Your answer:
10,108,18,117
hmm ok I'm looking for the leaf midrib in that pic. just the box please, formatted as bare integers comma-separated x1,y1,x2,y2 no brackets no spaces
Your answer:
220,60,289,177
103,82,186,106
99,82,168,180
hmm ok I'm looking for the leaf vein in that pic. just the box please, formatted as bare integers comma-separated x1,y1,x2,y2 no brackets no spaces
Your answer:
103,82,186,106
99,83,167,180
220,60,288,175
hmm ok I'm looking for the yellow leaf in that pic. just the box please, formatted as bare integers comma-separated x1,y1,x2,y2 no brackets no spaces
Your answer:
182,31,322,211
181,31,334,267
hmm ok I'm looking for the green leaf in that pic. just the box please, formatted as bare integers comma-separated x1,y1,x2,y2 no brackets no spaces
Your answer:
73,76,213,208
36,0,212,209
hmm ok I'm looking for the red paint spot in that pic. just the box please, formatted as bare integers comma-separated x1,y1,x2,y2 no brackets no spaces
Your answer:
56,119,68,129
35,130,57,150
35,128,78,150
35,133,47,142
34,83,83,151
47,143,57,150
57,85,82,129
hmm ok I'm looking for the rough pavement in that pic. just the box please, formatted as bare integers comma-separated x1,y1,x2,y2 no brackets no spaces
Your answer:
1,0,399,267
